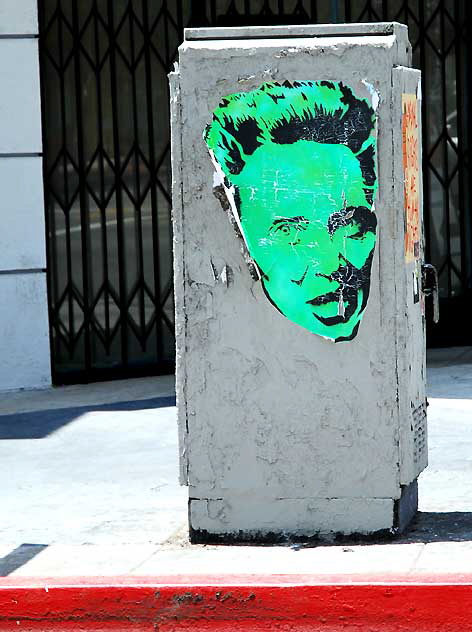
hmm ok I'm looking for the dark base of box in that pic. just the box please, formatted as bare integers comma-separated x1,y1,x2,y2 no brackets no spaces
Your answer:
189,480,418,545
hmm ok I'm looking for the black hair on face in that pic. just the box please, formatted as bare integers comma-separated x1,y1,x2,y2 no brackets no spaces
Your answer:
205,81,377,197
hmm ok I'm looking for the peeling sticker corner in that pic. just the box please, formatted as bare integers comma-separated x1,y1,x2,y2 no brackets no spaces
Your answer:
361,79,380,111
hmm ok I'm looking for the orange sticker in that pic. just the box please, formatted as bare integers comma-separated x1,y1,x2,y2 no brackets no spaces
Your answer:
402,93,420,262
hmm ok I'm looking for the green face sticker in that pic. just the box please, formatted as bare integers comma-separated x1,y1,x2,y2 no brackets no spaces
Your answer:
204,81,378,342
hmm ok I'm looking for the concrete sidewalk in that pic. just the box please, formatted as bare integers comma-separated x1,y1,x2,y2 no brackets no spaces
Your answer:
0,348,471,577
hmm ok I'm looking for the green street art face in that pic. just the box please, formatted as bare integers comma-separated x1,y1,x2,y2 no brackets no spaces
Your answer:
204,81,378,342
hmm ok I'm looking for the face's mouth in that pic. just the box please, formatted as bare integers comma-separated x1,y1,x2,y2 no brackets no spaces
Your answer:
304,254,375,327
306,288,359,326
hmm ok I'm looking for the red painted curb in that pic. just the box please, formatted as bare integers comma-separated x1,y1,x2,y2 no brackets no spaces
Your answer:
0,575,471,631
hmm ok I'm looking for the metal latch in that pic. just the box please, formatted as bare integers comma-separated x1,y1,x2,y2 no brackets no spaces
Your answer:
421,263,439,323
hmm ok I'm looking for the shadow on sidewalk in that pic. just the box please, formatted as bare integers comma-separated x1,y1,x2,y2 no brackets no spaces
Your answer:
0,544,48,576
0,395,176,440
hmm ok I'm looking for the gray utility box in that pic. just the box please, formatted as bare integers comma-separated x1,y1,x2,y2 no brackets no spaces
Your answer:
170,22,427,543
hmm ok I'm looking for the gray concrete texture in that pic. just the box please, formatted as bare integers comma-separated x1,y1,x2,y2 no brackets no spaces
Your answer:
0,350,471,576
172,23,426,537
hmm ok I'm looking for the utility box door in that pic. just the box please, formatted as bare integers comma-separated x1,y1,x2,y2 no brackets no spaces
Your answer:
392,66,428,485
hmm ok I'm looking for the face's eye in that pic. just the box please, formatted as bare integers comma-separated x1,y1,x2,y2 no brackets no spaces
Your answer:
329,215,366,240
269,217,309,245
328,206,377,240
345,222,366,240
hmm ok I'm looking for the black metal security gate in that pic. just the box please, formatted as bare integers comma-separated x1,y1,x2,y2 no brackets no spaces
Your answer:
38,0,471,383
38,0,181,383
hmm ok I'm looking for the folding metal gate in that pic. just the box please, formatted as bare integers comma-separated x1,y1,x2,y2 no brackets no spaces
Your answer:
38,0,471,383
38,1,179,383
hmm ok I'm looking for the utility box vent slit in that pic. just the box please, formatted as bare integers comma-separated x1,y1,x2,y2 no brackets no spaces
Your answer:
412,402,427,466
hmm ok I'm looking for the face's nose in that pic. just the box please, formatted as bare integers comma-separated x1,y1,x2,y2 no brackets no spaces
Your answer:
290,235,342,286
